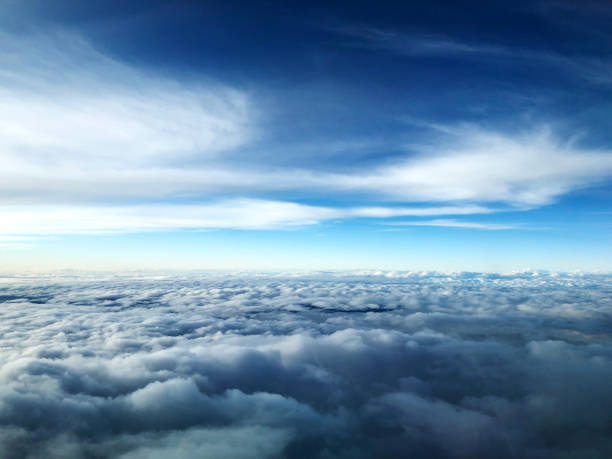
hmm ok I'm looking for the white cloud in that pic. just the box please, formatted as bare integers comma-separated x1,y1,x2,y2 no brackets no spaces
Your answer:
334,26,509,57
344,205,493,218
334,26,612,86
0,200,493,235
334,125,612,206
5,110,611,210
0,272,610,457
389,219,520,230
2,30,612,233
0,30,251,175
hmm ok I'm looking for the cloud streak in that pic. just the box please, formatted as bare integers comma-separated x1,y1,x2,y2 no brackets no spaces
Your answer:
335,25,612,86
389,219,521,230
0,201,493,235
0,29,252,182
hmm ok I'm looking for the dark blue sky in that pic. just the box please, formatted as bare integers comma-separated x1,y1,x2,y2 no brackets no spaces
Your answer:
1,0,611,270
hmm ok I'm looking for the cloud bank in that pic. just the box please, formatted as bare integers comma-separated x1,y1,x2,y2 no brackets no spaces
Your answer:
0,272,610,458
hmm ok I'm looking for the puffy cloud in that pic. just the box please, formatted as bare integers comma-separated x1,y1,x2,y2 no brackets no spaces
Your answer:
0,272,610,458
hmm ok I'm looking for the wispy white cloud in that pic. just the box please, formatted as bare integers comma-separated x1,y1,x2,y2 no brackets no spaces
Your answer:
333,124,612,206
335,26,508,57
343,205,493,218
2,30,612,235
389,219,520,230
4,108,611,208
334,25,612,86
0,201,493,235
0,30,251,172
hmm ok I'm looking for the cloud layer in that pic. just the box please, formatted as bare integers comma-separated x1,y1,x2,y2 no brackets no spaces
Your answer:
2,30,612,236
0,272,611,458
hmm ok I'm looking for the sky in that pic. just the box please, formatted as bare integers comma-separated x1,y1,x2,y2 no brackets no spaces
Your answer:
1,0,612,271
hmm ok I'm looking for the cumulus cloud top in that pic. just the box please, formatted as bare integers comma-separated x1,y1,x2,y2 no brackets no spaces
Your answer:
0,272,611,458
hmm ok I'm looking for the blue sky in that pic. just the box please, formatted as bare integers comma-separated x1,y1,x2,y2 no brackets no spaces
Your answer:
1,0,612,271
